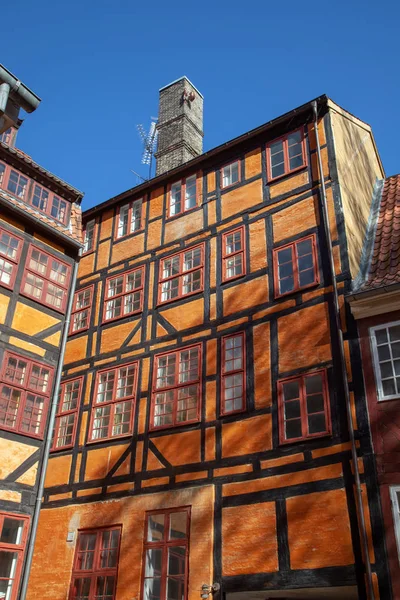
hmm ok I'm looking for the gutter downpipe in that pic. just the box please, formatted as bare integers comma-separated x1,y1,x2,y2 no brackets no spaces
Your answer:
312,101,375,599
18,252,81,600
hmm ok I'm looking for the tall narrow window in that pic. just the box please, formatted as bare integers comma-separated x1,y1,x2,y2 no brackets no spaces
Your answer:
0,352,53,438
390,486,400,561
0,512,29,600
83,219,96,254
267,129,306,180
152,346,201,429
116,199,142,238
103,267,144,322
221,333,245,414
273,235,318,297
0,163,5,186
158,245,204,304
69,527,121,600
70,286,93,334
22,246,71,312
0,227,22,290
222,226,245,281
221,160,240,189
278,370,330,444
90,362,138,441
7,170,28,200
169,175,197,217
52,378,82,450
370,321,400,400
142,508,190,600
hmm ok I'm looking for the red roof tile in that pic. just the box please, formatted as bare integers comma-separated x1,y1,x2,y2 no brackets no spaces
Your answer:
362,174,400,290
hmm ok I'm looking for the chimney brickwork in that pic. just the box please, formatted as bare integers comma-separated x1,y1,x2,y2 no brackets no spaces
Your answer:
155,77,203,176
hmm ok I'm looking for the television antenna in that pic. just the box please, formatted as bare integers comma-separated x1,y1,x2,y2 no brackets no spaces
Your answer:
137,117,158,179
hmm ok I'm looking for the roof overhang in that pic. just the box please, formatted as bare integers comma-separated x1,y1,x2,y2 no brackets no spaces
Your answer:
347,283,400,319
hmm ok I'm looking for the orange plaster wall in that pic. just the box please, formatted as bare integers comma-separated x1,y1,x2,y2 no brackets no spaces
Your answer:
221,179,263,220
222,502,278,575
222,414,272,458
277,303,331,372
151,430,201,466
27,487,214,600
272,196,317,243
223,275,268,316
287,488,354,569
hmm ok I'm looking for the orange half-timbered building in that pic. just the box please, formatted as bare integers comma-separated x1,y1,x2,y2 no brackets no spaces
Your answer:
26,79,392,600
0,81,83,599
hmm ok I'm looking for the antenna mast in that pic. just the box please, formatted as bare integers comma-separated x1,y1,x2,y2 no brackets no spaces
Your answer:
137,117,158,179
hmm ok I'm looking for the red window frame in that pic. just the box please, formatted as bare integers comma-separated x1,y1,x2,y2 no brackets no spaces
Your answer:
278,369,331,444
70,286,94,335
220,159,241,189
266,128,307,181
221,332,246,415
83,218,98,255
89,362,138,442
0,351,53,439
0,511,30,600
222,226,246,282
21,245,72,312
168,175,197,218
103,266,144,323
0,226,23,290
151,345,201,430
158,244,204,305
51,377,83,451
115,198,143,240
141,508,190,600
69,526,121,600
273,234,319,298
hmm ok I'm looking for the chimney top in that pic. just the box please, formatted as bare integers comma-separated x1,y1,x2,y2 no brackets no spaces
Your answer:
155,77,204,177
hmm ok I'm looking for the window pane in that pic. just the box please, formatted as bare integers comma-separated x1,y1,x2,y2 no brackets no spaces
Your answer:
308,413,327,434
0,386,20,429
282,381,299,401
0,518,24,545
185,176,196,210
167,546,186,576
171,182,182,215
147,514,165,542
169,512,187,540
144,577,161,600
131,199,142,232
145,548,162,577
118,205,129,237
284,400,301,420
71,577,91,600
285,419,302,439
0,551,19,600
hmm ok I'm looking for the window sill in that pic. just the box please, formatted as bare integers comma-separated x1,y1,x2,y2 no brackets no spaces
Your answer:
274,280,319,300
279,431,331,446
166,205,199,222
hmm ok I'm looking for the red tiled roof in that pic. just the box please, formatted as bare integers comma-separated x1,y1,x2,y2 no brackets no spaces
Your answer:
362,174,400,290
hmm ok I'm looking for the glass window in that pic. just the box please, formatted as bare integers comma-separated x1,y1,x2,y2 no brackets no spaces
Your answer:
7,170,28,200
70,287,93,334
169,176,197,217
278,370,330,443
152,346,200,429
0,512,28,600
159,245,204,304
370,321,400,400
52,378,82,450
90,363,138,441
221,161,240,188
104,267,144,322
0,228,22,290
267,129,306,180
143,510,189,600
390,486,400,562
274,235,318,297
70,528,121,600
83,220,96,254
222,227,245,281
117,199,142,238
22,246,71,312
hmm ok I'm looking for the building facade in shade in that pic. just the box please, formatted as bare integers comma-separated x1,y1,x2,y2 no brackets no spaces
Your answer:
348,174,400,599
0,85,83,598
26,80,392,600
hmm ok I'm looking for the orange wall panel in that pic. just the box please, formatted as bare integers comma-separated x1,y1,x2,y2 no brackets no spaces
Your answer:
269,169,309,199
222,414,272,458
152,430,201,466
100,319,140,354
253,321,272,409
84,444,130,481
160,298,204,331
272,196,317,243
111,233,145,264
245,148,262,179
45,455,72,488
223,275,268,316
221,179,263,220
205,380,216,421
249,218,267,272
146,218,162,250
149,188,164,220
64,336,88,365
164,209,203,245
278,303,331,372
287,488,354,569
78,252,96,278
99,209,114,240
222,502,278,575
96,240,111,270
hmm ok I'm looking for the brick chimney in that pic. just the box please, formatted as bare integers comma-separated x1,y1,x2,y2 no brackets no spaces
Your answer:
155,77,203,176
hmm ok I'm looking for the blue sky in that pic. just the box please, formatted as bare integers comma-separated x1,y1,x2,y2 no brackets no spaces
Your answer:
2,0,398,210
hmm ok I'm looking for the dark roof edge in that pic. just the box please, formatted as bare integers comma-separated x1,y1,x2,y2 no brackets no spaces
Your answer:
0,142,84,201
351,178,384,292
83,94,330,219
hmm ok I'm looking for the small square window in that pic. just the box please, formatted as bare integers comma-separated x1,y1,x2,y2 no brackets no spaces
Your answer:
103,267,144,323
221,161,240,189
278,370,330,444
273,235,318,297
116,199,142,239
7,170,28,199
267,129,306,180
158,245,204,305
370,321,400,401
21,246,71,312
169,175,197,217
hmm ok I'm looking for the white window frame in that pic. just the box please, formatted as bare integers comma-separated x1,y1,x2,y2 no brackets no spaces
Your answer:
221,161,240,188
390,485,400,562
370,320,400,401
